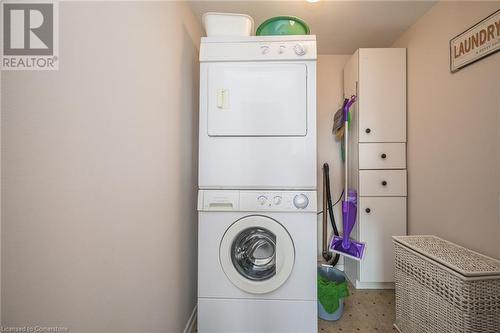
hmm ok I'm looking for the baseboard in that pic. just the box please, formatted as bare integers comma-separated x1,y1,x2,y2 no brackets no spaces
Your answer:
183,305,197,333
344,271,395,290
345,271,357,287
354,280,395,289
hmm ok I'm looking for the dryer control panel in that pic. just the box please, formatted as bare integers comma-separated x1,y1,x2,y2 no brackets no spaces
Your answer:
198,190,317,212
200,35,317,62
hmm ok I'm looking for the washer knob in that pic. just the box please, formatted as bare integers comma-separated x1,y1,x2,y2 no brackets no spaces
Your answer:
293,194,309,209
293,43,307,56
273,196,282,205
257,195,268,205
260,45,270,54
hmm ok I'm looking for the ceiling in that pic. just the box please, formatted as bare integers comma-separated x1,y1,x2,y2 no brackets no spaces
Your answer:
188,1,436,54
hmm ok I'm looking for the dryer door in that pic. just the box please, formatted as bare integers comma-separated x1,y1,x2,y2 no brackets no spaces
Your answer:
207,63,307,137
219,215,295,294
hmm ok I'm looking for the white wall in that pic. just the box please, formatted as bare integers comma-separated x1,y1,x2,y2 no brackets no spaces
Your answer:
316,55,350,266
1,2,202,332
393,2,500,258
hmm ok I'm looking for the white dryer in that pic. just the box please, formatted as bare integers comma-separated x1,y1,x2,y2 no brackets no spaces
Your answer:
198,36,317,190
198,189,318,333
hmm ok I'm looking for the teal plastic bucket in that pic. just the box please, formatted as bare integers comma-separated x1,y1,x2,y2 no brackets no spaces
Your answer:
317,265,346,321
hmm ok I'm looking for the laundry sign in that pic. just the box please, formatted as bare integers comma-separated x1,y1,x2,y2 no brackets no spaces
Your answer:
450,9,500,72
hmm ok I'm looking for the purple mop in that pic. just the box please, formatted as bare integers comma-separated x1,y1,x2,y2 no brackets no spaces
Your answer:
329,95,366,261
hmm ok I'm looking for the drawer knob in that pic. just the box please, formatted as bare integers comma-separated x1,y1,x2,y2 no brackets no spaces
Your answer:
365,208,371,213
365,128,371,134
381,180,388,186
381,153,387,159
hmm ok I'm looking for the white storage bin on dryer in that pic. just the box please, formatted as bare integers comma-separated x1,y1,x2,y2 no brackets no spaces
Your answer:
202,12,254,37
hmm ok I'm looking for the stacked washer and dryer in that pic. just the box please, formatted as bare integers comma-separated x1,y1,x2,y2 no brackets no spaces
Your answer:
197,35,318,332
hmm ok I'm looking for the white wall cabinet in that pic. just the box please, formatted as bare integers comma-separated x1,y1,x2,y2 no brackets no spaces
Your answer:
344,48,407,289
358,50,407,143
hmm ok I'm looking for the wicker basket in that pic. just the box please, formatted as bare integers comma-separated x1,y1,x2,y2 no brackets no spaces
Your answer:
392,235,500,333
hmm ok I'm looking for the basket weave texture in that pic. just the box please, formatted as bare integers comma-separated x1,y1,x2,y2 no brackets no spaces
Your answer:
393,235,500,333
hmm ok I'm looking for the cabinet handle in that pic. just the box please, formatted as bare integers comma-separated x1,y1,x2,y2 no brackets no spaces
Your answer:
381,180,388,186
381,153,387,159
365,208,371,213
365,128,371,134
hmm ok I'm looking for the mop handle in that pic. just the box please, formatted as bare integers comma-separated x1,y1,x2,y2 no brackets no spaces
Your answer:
343,95,357,196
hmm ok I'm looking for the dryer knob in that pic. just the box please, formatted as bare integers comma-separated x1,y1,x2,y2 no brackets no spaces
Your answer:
260,45,270,55
257,195,268,205
293,43,307,56
293,194,309,209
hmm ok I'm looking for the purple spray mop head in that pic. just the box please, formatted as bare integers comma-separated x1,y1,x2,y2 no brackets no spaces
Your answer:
329,190,365,261
330,236,365,261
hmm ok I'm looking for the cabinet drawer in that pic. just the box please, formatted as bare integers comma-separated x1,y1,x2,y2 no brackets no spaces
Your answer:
359,170,407,196
358,197,407,282
359,143,406,169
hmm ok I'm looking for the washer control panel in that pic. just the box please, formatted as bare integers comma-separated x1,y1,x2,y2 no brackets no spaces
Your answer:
199,190,317,212
240,191,316,211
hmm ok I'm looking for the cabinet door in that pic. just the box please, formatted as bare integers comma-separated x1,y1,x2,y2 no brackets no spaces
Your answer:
359,197,407,283
207,63,307,137
358,49,406,143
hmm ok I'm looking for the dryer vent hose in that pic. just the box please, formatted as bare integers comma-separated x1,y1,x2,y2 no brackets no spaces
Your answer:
322,163,340,266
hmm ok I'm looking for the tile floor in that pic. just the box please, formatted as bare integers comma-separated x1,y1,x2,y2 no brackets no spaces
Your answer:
193,286,397,333
319,285,397,333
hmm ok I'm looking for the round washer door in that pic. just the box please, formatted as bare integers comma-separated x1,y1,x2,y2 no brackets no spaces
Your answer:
220,215,295,294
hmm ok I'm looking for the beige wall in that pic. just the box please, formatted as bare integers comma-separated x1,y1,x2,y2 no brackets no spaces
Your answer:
316,55,350,265
393,2,500,258
1,2,201,332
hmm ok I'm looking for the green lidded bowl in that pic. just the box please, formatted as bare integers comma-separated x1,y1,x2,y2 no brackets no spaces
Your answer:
256,16,310,36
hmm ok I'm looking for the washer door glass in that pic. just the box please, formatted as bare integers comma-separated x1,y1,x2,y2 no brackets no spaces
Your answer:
231,227,276,281
220,215,295,294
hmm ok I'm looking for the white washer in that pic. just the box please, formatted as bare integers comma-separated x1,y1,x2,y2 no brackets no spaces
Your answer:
198,190,317,333
198,35,317,190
